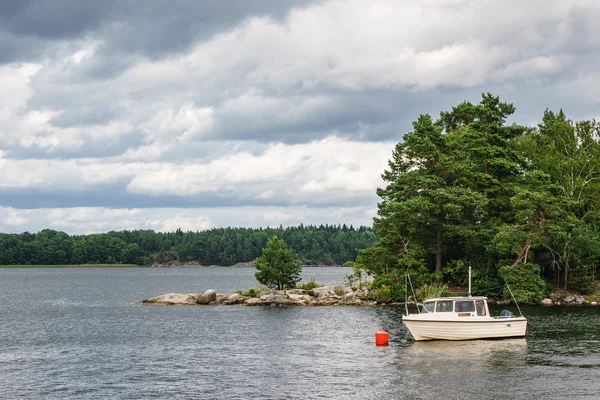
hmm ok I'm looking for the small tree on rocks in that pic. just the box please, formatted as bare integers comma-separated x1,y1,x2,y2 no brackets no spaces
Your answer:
255,236,302,290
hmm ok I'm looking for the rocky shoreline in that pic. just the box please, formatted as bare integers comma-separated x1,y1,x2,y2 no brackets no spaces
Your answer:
138,286,600,307
540,294,598,306
138,286,380,306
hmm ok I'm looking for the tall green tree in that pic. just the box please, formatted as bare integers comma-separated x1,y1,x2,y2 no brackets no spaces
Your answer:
375,108,488,275
254,236,302,290
518,110,600,289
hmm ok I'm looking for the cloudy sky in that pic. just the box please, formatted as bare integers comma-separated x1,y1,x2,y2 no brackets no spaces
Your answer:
1,0,599,234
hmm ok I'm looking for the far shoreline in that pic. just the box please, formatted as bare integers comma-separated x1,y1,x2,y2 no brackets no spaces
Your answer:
0,264,140,268
0,263,347,269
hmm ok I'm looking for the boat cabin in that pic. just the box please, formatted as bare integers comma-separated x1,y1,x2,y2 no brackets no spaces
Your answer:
420,296,490,318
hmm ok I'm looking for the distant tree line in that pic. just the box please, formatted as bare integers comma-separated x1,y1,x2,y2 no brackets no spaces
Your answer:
0,224,377,266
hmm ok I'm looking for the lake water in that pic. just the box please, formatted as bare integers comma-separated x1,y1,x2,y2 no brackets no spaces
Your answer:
0,267,599,399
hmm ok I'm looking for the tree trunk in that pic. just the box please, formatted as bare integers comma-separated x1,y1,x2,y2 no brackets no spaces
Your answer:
436,228,442,273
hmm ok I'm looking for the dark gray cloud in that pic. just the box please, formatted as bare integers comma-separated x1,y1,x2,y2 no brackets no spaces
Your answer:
0,0,315,65
0,184,374,209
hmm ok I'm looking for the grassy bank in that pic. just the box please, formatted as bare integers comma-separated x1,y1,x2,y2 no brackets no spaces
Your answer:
0,264,141,268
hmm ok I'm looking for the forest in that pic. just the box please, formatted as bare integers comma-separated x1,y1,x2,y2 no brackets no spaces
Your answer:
353,93,600,302
0,224,377,267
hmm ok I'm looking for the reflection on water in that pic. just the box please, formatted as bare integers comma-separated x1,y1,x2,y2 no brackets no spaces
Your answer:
406,338,528,360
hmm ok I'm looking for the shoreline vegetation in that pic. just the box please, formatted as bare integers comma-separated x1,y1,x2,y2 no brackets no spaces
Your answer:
0,264,139,268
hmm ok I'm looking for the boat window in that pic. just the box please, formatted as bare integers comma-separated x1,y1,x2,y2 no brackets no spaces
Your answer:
475,300,486,316
455,301,475,313
422,302,435,313
435,301,454,312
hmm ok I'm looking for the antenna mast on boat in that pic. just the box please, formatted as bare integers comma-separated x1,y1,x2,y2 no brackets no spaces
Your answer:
404,274,409,316
468,265,472,297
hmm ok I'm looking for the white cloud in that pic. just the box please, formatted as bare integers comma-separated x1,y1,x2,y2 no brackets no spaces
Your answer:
125,136,392,202
0,63,41,110
142,105,215,141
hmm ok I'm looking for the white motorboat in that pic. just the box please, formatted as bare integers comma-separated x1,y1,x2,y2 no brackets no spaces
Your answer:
402,268,527,341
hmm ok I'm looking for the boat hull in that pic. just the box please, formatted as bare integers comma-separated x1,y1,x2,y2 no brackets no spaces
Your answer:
402,317,527,341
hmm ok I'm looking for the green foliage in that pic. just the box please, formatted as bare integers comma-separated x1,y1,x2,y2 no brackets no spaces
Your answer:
236,287,259,298
0,225,376,267
334,286,345,296
498,263,547,304
358,94,600,297
298,278,321,290
343,262,372,290
442,260,468,286
569,274,595,295
364,286,392,301
368,272,406,301
254,236,302,290
416,283,450,302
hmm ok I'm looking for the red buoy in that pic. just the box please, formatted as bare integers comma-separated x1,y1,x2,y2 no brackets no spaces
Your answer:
375,329,389,346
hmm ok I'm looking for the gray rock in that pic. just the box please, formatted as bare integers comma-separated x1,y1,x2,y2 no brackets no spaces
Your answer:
244,297,261,305
216,294,229,302
139,293,198,305
308,286,337,298
196,289,217,304
258,293,299,306
223,293,246,305
540,298,553,306
564,295,576,304
285,289,308,295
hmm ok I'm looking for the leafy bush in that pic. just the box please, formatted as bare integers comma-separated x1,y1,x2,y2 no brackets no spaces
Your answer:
364,286,392,301
471,274,501,297
236,287,259,297
570,274,595,294
416,283,450,302
298,278,321,290
334,286,345,296
367,273,405,301
498,263,546,304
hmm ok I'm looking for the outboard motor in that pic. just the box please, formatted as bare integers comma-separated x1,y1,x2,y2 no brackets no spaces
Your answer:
500,309,514,318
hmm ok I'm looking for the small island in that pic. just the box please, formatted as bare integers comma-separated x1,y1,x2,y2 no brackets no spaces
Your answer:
138,286,377,307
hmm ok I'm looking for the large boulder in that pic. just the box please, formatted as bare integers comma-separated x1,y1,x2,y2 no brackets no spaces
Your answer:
540,298,553,306
139,293,198,305
564,295,586,305
223,293,246,305
244,297,261,306
196,289,217,304
288,293,313,302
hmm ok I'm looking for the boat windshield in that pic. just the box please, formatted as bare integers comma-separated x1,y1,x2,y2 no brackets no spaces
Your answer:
435,300,454,312
455,301,475,312
421,302,435,313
